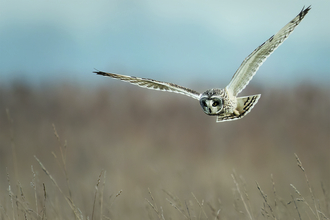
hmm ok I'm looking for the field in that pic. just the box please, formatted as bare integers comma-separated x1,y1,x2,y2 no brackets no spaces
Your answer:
0,81,329,219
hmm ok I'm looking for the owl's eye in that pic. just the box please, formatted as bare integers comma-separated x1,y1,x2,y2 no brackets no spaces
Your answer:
202,101,207,106
212,101,219,107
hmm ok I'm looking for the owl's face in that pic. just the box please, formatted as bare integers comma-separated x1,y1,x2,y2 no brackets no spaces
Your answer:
199,89,224,115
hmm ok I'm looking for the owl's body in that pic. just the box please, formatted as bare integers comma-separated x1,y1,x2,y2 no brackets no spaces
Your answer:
95,6,310,122
198,88,261,122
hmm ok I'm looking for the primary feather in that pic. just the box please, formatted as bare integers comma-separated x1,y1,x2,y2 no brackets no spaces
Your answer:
226,6,311,96
94,71,201,100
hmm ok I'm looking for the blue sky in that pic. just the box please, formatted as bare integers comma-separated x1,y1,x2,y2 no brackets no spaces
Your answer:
1,0,329,87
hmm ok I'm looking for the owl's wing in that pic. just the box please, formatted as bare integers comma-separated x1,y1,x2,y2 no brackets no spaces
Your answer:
95,71,201,100
226,6,311,97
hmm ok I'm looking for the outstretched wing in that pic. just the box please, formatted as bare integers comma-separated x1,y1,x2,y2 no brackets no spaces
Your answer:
95,71,201,100
226,6,311,96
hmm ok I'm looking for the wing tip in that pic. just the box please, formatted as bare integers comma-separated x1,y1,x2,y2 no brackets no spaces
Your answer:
300,5,311,19
93,70,108,76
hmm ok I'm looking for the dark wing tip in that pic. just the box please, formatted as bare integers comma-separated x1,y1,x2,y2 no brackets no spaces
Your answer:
93,70,108,76
299,5,311,19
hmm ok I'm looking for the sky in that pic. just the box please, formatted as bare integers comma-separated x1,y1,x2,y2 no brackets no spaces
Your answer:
1,0,329,88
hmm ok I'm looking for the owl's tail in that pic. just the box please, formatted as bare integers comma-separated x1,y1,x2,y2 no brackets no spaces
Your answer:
216,94,261,122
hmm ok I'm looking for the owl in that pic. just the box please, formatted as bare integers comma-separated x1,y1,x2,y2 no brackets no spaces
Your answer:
95,6,310,122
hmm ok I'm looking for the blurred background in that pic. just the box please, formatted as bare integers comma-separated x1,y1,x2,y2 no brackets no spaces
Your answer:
1,0,329,85
1,0,330,219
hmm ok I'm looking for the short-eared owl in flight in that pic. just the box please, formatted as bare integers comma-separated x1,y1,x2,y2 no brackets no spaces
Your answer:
95,6,310,122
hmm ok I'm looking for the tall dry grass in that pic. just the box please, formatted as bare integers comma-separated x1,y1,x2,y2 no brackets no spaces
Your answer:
0,81,329,219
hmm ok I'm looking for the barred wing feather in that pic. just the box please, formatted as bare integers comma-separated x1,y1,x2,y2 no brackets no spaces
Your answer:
226,6,311,96
94,71,201,100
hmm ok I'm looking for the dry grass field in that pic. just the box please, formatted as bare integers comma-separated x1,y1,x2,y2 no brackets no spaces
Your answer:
0,81,330,219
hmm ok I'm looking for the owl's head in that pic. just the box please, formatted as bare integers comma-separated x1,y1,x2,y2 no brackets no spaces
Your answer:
199,89,224,115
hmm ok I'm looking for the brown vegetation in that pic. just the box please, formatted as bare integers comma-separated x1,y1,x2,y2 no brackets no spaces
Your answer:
0,81,329,219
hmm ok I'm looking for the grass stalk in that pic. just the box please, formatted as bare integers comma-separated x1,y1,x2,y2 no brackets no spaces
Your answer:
146,188,165,220
232,173,253,220
256,182,276,219
191,192,208,219
6,109,19,183
91,170,104,220
295,153,321,220
52,124,72,199
34,155,82,220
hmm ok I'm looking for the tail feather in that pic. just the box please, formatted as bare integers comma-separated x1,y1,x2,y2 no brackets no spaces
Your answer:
216,94,261,122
